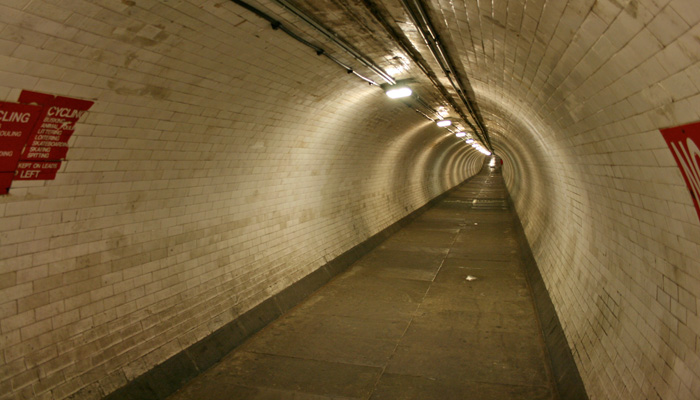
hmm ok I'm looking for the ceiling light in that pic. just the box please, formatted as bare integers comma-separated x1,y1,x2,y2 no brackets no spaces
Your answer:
465,138,474,143
382,79,416,99
436,119,452,127
455,131,466,137
385,86,412,99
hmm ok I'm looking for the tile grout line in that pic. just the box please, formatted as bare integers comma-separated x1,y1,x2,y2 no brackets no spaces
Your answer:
363,188,465,400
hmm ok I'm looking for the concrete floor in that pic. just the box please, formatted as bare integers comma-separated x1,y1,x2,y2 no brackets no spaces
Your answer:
167,168,557,399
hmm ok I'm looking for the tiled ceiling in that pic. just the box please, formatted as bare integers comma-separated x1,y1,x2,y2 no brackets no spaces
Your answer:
245,0,692,160
252,0,492,141
246,0,573,151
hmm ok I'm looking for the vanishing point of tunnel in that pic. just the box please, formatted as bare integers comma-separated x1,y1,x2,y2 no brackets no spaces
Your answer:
1,0,700,399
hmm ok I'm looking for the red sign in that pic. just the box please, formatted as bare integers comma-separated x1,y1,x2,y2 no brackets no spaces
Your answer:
660,121,700,222
0,102,42,171
19,91,93,163
0,172,13,194
22,129,73,161
0,91,93,193
14,161,61,181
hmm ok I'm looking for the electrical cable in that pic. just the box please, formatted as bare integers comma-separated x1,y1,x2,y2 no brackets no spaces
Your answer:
271,0,396,85
230,0,379,85
358,0,488,148
229,0,472,147
400,0,493,150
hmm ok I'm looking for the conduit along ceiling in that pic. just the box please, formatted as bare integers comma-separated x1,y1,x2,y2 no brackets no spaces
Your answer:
221,1,700,398
230,0,500,153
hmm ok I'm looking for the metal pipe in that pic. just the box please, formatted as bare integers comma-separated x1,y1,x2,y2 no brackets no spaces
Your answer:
272,0,396,85
230,0,379,86
359,0,486,144
230,0,467,136
400,0,493,150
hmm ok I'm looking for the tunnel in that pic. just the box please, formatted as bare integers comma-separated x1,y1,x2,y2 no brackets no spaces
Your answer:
1,0,699,399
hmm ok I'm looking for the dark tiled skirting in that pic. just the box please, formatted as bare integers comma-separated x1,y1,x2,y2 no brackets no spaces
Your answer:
102,175,588,400
507,195,589,400
102,178,475,400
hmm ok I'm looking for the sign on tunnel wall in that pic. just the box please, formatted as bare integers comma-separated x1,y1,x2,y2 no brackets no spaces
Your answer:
0,102,42,194
0,90,93,194
660,121,700,222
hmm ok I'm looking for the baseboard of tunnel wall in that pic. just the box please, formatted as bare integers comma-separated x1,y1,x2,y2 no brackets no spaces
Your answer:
506,195,590,400
100,176,477,400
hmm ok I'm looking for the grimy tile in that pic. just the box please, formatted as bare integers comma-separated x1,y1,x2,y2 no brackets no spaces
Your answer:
167,168,558,400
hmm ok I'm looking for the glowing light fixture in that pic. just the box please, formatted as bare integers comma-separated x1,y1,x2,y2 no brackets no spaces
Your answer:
455,131,466,138
382,79,415,99
469,141,492,156
385,86,412,99
465,138,474,143
436,119,452,127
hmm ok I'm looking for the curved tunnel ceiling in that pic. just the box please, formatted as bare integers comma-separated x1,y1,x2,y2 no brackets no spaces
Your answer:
1,1,700,399
228,0,700,398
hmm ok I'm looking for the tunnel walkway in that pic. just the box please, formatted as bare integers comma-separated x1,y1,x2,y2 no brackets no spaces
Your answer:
168,167,557,400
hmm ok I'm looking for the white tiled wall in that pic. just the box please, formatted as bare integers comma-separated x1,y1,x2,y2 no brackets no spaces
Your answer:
435,0,700,398
6,0,700,398
0,2,483,398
